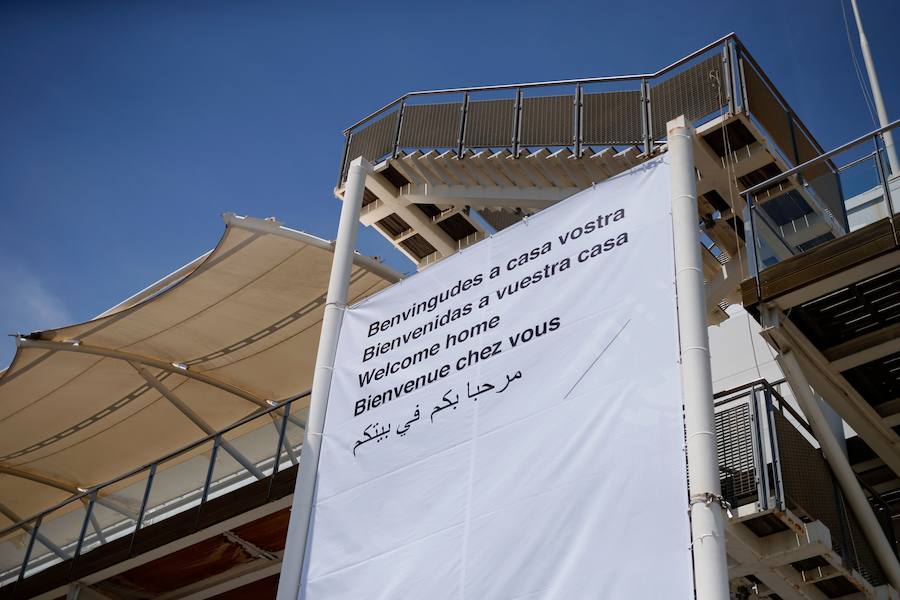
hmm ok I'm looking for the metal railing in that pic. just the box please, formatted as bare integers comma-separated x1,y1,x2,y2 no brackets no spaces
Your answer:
335,34,841,191
335,33,832,189
715,379,897,586
0,391,310,589
743,119,900,281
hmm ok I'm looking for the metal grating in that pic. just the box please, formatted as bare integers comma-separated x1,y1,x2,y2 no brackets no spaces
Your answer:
844,350,900,408
345,111,399,177
436,213,478,241
376,213,410,238
742,59,794,162
477,209,522,232
399,102,462,149
792,266,900,352
715,403,758,506
464,98,515,148
519,95,573,147
650,54,725,139
843,497,888,586
582,90,643,147
773,411,844,552
400,234,436,260
771,410,885,583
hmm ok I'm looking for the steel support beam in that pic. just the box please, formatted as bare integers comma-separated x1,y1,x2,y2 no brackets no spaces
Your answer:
222,213,402,284
130,363,265,481
764,308,900,591
16,338,268,410
0,501,69,562
761,313,900,479
0,464,138,520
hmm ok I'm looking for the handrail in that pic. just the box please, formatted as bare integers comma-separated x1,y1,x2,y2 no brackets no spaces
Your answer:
342,32,739,133
742,119,900,198
0,388,311,540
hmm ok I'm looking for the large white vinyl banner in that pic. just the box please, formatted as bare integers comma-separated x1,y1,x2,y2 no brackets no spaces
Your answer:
301,158,693,599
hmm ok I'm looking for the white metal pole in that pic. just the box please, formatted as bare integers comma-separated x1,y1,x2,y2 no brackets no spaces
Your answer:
276,157,372,600
668,116,730,600
775,347,900,589
851,0,900,176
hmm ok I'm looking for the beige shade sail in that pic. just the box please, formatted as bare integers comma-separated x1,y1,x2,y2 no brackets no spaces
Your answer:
0,213,401,529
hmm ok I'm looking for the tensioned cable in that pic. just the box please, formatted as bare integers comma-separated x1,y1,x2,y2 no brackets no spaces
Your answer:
712,66,765,380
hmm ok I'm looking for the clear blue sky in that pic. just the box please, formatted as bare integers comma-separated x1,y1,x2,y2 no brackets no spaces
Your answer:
1,0,898,367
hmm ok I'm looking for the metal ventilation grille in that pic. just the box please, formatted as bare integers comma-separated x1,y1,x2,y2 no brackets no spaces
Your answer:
464,98,515,148
520,95,573,147
344,112,399,177
582,90,643,146
399,103,461,149
650,54,725,138
715,403,757,506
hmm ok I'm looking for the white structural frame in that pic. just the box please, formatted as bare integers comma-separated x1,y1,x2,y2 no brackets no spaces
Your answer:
669,116,730,599
850,0,899,176
276,157,372,600
274,124,731,599
761,306,900,591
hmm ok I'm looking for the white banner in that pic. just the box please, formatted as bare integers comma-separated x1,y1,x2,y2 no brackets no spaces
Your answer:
301,158,693,599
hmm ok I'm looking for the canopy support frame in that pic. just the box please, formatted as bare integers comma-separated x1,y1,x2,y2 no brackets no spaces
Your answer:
130,362,266,481
15,338,305,431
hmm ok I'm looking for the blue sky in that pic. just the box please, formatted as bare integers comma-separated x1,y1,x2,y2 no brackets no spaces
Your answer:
1,0,898,367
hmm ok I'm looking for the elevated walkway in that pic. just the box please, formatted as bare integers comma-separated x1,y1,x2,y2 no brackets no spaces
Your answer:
336,34,847,324
716,381,899,600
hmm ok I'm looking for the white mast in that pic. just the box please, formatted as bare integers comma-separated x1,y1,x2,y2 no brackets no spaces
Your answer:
850,0,899,176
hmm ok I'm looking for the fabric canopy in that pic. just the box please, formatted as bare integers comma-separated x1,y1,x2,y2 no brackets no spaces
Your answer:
0,214,401,528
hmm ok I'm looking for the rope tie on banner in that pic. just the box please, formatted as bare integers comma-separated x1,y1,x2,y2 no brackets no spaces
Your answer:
689,492,734,519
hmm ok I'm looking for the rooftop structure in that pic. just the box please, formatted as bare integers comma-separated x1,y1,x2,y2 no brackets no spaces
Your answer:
1,34,899,600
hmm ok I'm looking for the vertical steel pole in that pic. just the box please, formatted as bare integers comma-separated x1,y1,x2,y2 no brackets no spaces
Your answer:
133,464,156,531
850,0,900,175
721,43,734,116
457,92,469,157
392,99,405,159
17,517,41,584
641,78,652,155
277,156,371,600
73,494,95,560
336,133,351,190
512,88,523,156
201,435,221,505
574,83,583,157
272,405,291,478
668,115,730,600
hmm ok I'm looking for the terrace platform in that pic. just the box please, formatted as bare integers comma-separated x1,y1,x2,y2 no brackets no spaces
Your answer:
336,34,847,325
